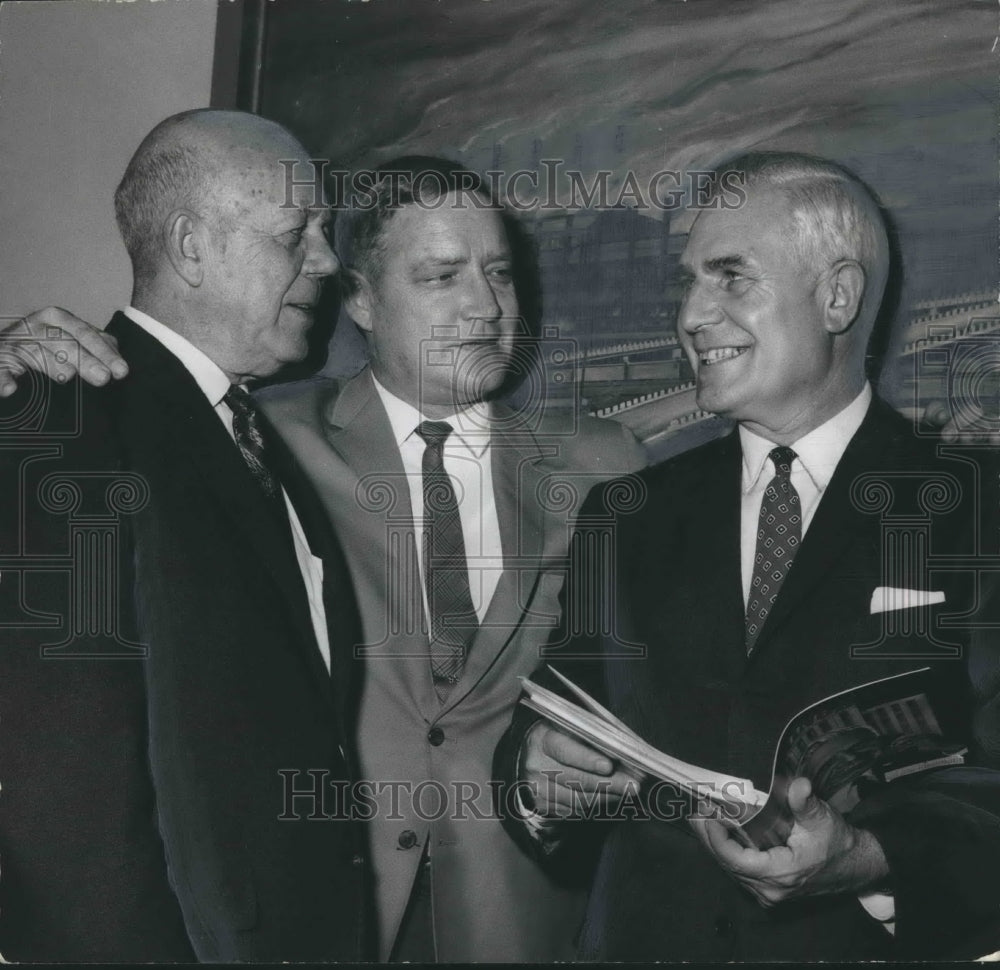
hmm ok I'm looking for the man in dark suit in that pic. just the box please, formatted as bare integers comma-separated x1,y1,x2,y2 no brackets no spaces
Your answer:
0,109,371,961
497,152,1000,960
0,157,644,962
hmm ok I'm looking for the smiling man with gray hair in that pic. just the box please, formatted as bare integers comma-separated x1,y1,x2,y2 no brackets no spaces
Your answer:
498,150,1000,961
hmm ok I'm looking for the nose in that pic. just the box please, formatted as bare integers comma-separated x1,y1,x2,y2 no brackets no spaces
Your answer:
304,224,341,279
462,267,505,326
678,279,723,336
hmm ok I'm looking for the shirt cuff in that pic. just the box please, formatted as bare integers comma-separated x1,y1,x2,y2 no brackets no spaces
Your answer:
514,731,564,852
513,787,562,852
858,891,896,935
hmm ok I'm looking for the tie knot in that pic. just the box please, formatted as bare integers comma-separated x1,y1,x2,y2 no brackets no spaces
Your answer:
769,445,797,477
225,384,256,416
416,420,454,448
224,385,282,501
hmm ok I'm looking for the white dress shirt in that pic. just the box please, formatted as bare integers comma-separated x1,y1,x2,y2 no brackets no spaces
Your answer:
739,383,873,608
123,307,332,673
371,376,503,625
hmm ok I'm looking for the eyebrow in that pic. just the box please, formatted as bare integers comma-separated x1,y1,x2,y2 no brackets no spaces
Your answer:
413,255,468,269
280,203,332,219
274,208,331,235
276,207,309,225
703,254,749,273
411,250,512,269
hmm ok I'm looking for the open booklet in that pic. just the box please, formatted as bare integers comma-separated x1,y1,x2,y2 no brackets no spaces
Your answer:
520,665,968,850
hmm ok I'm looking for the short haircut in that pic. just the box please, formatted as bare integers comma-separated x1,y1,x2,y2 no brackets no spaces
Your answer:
339,156,499,293
113,111,216,284
713,151,890,307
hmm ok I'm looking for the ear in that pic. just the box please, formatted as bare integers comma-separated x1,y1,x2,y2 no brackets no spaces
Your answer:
342,269,375,333
822,260,866,335
163,209,205,287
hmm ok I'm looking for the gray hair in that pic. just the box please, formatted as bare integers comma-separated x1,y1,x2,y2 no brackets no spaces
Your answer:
112,111,218,284
114,108,302,284
717,152,889,309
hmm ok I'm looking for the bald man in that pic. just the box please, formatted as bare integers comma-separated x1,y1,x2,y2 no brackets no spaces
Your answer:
0,110,371,961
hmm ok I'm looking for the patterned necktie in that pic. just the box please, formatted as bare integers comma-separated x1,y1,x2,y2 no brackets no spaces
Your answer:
224,385,283,502
746,446,802,654
416,420,479,698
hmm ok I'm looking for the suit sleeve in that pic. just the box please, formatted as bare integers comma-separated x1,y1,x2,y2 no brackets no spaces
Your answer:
0,381,195,961
493,477,630,864
849,768,1000,957
968,450,1000,769
579,416,648,477
847,449,1000,959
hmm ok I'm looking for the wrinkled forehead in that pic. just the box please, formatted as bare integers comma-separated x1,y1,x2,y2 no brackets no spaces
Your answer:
683,186,798,268
383,193,508,249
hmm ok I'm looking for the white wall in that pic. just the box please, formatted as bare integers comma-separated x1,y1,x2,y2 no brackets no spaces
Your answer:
0,0,218,326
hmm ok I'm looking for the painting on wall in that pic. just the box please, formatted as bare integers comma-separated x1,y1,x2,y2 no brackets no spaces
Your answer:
252,0,997,460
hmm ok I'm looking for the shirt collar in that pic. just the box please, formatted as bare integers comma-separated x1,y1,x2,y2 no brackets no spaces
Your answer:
739,383,872,494
371,374,491,458
124,306,232,408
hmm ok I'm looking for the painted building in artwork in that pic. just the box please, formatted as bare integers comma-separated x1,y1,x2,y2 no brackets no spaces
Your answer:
524,206,692,411
891,290,1000,430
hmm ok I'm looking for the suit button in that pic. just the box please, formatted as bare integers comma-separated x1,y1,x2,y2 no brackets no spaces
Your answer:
352,853,365,867
397,829,418,849
713,915,733,938
427,726,445,746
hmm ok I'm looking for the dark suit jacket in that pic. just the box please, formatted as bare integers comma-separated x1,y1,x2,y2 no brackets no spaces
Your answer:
0,314,372,962
498,397,1000,961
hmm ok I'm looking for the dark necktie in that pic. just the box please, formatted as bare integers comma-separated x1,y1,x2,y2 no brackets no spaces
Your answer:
746,446,802,654
225,385,285,507
416,420,478,698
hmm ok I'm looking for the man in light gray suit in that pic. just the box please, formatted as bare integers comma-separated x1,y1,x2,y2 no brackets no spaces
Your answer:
4,156,645,962
257,157,645,961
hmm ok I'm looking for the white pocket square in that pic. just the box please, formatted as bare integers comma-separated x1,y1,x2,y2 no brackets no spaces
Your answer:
870,586,945,615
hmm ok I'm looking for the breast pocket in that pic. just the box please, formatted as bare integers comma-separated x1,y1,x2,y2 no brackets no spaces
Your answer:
853,596,961,659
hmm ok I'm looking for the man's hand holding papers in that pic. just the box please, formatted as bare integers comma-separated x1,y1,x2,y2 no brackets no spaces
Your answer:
517,671,764,826
690,776,891,907
520,721,641,819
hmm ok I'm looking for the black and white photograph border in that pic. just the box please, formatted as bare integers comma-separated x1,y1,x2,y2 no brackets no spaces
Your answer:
0,0,998,963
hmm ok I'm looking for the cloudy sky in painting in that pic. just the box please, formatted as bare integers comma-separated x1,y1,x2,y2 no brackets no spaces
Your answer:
263,0,997,303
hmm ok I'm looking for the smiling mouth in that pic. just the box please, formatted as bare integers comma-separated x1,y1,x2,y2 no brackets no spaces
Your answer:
698,346,749,366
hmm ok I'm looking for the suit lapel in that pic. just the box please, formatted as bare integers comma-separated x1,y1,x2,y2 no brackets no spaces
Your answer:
108,315,333,704
683,433,748,682
745,401,887,659
439,426,552,715
268,428,363,724
322,372,402,489
323,371,441,721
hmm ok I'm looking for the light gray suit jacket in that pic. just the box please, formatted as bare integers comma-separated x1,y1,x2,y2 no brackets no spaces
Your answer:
259,368,645,961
